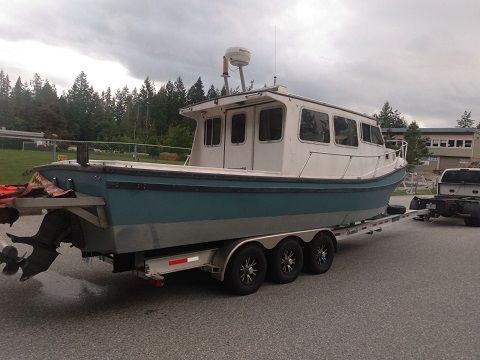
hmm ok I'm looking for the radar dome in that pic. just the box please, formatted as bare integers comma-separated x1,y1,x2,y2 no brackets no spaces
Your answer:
225,47,251,67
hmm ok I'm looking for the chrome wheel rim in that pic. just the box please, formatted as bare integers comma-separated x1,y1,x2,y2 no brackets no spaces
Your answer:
239,257,258,285
315,244,328,265
280,250,296,273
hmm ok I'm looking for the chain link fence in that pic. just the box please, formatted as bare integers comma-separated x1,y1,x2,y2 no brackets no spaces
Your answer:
0,136,191,163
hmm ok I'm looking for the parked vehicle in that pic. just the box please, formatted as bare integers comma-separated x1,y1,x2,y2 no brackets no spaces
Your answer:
410,168,480,227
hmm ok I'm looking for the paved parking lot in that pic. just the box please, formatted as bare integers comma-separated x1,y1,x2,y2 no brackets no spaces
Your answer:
1,196,479,359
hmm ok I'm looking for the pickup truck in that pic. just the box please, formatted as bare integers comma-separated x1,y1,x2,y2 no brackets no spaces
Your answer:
410,168,480,227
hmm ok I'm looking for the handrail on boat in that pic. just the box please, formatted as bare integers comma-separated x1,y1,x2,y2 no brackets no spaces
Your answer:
298,140,408,179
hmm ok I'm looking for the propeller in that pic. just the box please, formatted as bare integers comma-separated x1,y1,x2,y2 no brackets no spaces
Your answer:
0,245,26,275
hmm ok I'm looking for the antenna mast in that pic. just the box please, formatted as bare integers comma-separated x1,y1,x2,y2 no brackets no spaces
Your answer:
274,25,277,86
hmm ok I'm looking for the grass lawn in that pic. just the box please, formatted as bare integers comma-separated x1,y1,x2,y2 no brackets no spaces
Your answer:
0,149,183,184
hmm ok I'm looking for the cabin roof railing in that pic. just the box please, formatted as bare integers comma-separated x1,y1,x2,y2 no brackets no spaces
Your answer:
179,85,376,121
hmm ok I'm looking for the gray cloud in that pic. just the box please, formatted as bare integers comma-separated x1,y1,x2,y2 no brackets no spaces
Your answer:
1,0,479,126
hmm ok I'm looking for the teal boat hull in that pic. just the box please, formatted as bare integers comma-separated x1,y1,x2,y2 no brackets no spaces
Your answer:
37,164,406,254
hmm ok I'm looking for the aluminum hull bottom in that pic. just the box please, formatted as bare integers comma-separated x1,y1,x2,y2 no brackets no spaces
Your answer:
80,207,385,253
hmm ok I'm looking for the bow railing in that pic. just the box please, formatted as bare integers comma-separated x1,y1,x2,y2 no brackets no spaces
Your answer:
298,140,408,179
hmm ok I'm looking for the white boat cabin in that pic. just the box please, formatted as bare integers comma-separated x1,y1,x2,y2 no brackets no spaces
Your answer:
180,86,403,179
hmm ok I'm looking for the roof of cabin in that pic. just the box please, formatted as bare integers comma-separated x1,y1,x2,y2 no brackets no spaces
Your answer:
180,86,376,121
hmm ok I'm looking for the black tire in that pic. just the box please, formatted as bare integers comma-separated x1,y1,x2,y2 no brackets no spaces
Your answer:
225,244,267,295
304,233,335,274
387,204,407,215
269,237,304,284
464,217,480,227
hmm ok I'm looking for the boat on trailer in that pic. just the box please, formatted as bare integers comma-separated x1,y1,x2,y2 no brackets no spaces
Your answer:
0,47,408,291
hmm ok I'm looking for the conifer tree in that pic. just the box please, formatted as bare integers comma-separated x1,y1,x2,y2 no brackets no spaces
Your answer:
0,70,11,127
404,121,430,165
206,85,219,100
456,110,474,128
374,101,407,129
186,77,205,105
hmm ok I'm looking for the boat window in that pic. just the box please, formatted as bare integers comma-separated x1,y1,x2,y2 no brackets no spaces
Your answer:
361,123,384,145
204,117,221,146
299,109,330,143
259,107,283,141
334,116,358,147
371,126,384,145
361,123,371,142
231,113,246,144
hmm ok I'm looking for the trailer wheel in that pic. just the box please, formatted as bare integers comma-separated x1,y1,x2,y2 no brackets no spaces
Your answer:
225,244,266,295
304,233,335,274
269,237,304,284
464,217,480,227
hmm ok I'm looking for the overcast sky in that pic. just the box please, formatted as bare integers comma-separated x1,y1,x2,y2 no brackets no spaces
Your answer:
1,0,479,127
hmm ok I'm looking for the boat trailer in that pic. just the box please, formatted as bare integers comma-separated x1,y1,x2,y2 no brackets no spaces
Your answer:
1,197,431,294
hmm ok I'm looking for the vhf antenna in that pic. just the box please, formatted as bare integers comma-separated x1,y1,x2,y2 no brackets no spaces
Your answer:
274,25,277,86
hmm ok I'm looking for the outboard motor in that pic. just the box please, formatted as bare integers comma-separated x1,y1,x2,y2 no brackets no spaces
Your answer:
1,210,84,281
0,245,26,275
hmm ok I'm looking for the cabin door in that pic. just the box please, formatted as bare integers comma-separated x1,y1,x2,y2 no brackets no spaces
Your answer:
224,107,255,170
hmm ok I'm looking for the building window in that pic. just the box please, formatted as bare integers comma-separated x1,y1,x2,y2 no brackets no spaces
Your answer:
299,109,330,143
432,139,439,147
231,113,246,144
259,107,283,141
465,140,472,148
334,116,358,147
204,117,221,146
440,140,447,147
424,139,432,147
456,140,464,147
448,140,455,147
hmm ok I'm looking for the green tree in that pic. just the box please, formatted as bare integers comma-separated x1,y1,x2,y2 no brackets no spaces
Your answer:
456,110,474,128
9,77,33,131
160,125,193,148
63,71,98,140
206,85,219,100
186,77,205,105
33,79,66,137
0,69,11,128
138,77,156,141
374,101,408,129
404,121,430,165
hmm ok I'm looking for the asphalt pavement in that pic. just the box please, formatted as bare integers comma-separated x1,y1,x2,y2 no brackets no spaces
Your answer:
0,196,479,360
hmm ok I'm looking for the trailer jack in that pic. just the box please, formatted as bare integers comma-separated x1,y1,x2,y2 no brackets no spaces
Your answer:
0,210,84,281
